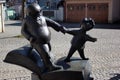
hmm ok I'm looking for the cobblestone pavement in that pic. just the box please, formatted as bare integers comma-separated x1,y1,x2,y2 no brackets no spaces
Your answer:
0,20,120,80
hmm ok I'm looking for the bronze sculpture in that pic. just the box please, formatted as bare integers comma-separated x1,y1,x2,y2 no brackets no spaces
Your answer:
21,3,65,72
4,3,95,80
64,18,97,62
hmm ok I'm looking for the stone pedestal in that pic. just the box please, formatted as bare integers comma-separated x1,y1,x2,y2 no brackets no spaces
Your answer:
31,58,92,80
4,45,93,80
57,58,91,80
41,57,92,80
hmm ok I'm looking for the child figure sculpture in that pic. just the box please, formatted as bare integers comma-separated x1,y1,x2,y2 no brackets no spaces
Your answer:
64,18,97,62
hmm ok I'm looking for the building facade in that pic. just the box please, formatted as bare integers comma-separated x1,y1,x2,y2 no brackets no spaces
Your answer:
64,0,120,23
6,0,61,19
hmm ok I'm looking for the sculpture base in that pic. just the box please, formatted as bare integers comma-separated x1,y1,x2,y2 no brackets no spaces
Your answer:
41,57,92,80
4,45,93,80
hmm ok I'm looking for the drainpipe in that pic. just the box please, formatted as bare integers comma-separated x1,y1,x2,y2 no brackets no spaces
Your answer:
22,0,26,20
1,3,5,32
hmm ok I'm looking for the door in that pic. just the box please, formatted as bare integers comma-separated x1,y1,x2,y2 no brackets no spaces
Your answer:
65,3,108,23
66,3,85,22
87,3,108,23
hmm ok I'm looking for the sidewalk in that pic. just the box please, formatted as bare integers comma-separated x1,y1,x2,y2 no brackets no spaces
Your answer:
0,20,31,80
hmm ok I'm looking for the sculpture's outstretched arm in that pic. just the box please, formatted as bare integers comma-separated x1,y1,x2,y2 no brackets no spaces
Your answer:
85,34,97,42
65,29,79,36
45,17,66,33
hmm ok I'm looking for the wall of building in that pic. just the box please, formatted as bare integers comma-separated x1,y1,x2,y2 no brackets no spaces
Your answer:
112,0,120,22
38,0,59,10
0,4,2,32
119,0,120,20
56,7,64,21
64,0,112,23
42,7,64,21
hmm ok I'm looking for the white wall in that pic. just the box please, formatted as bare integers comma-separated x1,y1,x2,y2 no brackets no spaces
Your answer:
56,7,64,21
0,4,4,32
43,7,64,21
0,4,2,32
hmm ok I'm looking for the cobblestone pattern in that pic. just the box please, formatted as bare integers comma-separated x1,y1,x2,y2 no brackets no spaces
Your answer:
0,20,120,80
0,76,31,80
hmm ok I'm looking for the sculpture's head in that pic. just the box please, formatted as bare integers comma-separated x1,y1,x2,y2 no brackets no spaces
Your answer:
26,3,42,17
81,18,95,31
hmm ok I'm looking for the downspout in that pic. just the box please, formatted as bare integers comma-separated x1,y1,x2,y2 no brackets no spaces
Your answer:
1,3,4,32
108,0,113,23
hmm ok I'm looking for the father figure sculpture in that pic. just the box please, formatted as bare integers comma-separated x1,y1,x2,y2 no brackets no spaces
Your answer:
21,3,65,72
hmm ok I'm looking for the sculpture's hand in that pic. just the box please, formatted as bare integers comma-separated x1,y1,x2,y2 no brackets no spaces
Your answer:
93,38,97,42
60,26,67,34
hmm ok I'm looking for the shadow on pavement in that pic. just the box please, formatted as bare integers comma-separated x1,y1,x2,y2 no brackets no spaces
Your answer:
4,21,120,29
0,35,24,39
109,73,120,80
5,21,22,27
94,24,120,30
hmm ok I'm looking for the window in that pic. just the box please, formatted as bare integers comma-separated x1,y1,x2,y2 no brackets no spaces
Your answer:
88,5,96,10
51,2,57,9
16,0,22,3
27,0,35,3
67,5,74,11
99,4,108,10
76,5,85,10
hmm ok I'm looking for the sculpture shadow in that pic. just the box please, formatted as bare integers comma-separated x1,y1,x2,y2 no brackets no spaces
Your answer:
0,35,24,39
0,36,16,39
109,73,120,80
56,57,70,69
56,57,82,70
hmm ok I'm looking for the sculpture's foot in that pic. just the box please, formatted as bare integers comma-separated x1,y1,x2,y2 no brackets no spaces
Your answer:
82,58,89,60
47,65,62,72
64,58,70,62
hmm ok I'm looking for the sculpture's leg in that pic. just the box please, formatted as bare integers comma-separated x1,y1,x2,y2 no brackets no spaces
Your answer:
64,46,77,62
48,43,51,52
27,46,35,60
78,49,89,60
32,43,61,71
